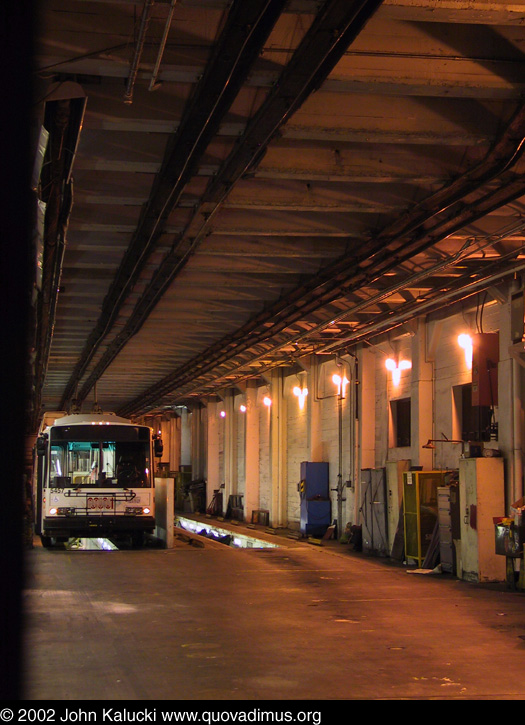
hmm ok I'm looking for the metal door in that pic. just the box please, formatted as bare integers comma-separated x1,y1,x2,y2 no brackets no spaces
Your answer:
360,468,388,555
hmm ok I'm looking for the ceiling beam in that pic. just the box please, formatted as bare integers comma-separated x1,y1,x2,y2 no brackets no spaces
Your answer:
74,0,387,406
80,0,525,26
116,103,525,415
59,0,289,409
37,56,525,100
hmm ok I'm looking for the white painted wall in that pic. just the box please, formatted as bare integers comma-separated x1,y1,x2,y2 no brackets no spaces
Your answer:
161,286,522,545
258,390,272,513
285,375,308,526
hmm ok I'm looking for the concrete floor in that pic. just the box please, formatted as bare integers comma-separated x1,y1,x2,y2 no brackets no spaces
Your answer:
21,517,525,701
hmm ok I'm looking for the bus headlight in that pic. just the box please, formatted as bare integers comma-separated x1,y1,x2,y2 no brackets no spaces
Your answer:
49,507,58,516
143,507,151,515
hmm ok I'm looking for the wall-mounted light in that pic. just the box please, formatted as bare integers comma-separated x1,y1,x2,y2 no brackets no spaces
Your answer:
220,410,226,418
423,438,465,455
239,404,246,413
263,396,272,407
293,385,308,409
332,373,349,397
385,358,411,386
457,333,473,369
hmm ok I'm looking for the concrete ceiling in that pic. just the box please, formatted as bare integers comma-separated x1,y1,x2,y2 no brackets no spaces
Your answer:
31,0,525,424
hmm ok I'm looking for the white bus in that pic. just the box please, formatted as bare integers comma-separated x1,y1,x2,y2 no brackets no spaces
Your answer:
34,412,161,548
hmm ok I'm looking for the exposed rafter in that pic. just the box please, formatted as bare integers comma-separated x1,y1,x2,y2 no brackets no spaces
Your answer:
58,0,289,409
71,0,387,406
31,0,525,423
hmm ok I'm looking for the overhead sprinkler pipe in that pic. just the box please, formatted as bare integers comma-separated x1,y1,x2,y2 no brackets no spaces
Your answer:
149,0,178,91
124,0,155,104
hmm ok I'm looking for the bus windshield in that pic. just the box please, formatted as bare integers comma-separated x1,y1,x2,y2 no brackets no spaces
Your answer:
48,425,152,488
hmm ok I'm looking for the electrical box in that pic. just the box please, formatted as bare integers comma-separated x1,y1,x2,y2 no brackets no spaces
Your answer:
472,333,499,407
299,462,330,537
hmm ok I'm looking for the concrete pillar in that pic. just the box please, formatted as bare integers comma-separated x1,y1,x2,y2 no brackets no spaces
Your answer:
168,414,181,472
180,408,191,468
358,346,375,470
190,404,206,480
223,390,238,508
412,320,434,469
270,369,287,528
206,400,220,511
244,381,260,523
308,357,323,461
499,297,524,505
158,418,171,468
154,477,175,548
356,346,375,521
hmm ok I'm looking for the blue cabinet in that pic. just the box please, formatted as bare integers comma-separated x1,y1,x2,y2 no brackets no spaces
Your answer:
299,461,330,536
300,461,329,498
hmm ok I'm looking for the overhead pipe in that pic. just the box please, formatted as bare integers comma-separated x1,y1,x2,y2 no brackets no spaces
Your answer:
119,250,525,417
115,13,525,417
322,254,525,353
125,233,525,413
373,102,525,251
106,0,392,415
137,186,525,415
295,224,525,354
61,0,289,410
149,0,177,92
124,0,155,104
31,88,86,432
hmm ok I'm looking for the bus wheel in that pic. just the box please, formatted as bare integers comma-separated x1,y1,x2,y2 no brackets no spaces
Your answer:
40,534,52,548
131,532,144,548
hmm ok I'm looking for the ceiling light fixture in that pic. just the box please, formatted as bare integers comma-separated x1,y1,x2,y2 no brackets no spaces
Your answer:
332,373,349,397
457,334,473,369
385,358,411,386
293,385,308,409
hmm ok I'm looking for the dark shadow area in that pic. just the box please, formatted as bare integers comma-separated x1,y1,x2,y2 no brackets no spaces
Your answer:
408,21,525,135
0,0,35,701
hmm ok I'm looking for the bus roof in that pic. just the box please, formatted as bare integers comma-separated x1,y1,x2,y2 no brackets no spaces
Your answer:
49,412,135,428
